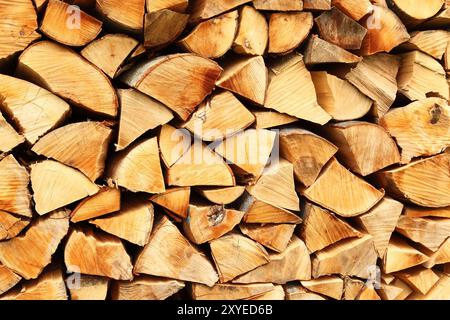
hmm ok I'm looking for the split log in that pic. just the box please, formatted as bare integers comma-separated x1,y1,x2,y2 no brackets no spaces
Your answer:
91,199,154,246
0,155,32,217
315,8,368,50
158,124,191,167
180,11,238,59
304,36,362,65
407,273,450,300
216,56,267,105
379,98,450,163
189,0,249,22
112,276,185,300
144,10,189,49
0,264,21,296
304,158,384,217
0,0,40,61
121,53,222,120
232,236,311,284
284,284,327,300
402,30,450,60
17,41,118,117
96,0,145,32
248,285,285,300
0,112,24,153
419,7,450,28
383,236,429,273
41,0,102,47
324,121,400,176
405,206,450,219
312,235,378,279
279,128,337,187
150,187,190,218
374,152,450,208
253,0,303,11
183,204,244,244
233,6,268,56
71,187,120,222
300,202,362,253
81,34,139,78
108,137,165,194
214,129,276,184
210,232,270,283
31,160,99,215
196,186,245,205
64,227,133,280
134,216,218,286
182,91,255,141
32,121,112,181
359,5,410,56
388,0,445,27
0,267,67,300
343,277,364,300
264,53,331,124
397,50,449,101
380,278,413,300
268,12,313,55
253,110,297,129
0,211,30,241
357,286,381,300
424,237,450,268
167,142,235,187
67,275,109,300
331,0,374,21
396,267,439,295
116,89,173,151
311,72,372,121
301,276,344,300
147,0,188,12
0,210,69,280
240,193,302,224
191,283,275,300
354,197,403,258
345,53,400,117
303,0,331,10
0,74,70,144
240,223,296,252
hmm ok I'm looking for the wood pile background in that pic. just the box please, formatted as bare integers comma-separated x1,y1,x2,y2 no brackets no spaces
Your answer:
0,0,450,301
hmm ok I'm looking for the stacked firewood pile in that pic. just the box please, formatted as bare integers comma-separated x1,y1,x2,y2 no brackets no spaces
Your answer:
0,0,450,300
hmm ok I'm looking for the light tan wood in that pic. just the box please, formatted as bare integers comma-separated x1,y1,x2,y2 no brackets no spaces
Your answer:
396,267,439,295
121,53,222,120
402,30,450,60
408,273,450,300
343,277,364,300
303,0,331,10
144,10,189,49
65,227,133,280
253,110,297,129
378,282,407,300
0,210,69,280
0,211,30,241
0,264,21,296
183,204,244,244
301,276,344,300
405,206,450,219
284,284,327,300
67,275,109,300
331,0,374,20
0,112,24,153
389,0,445,27
135,216,218,286
233,6,268,56
247,285,285,300
253,0,303,10
147,0,188,12
240,223,296,252
71,187,120,223
233,236,311,284
112,276,185,300
304,35,362,65
357,286,381,300
383,237,429,273
150,187,190,219
108,137,165,194
191,283,275,300
419,7,450,28
96,0,145,32
189,0,250,22
158,124,191,168
197,186,245,205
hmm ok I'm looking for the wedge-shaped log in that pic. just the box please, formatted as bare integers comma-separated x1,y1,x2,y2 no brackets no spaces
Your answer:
233,236,311,284
147,0,188,12
248,285,285,300
17,41,118,117
388,0,445,27
265,54,331,124
424,237,450,268
144,10,189,49
0,155,32,217
304,158,384,217
0,211,30,241
343,277,364,300
253,0,303,10
284,284,327,300
383,237,429,274
135,216,218,286
108,137,165,193
407,274,450,300
0,74,70,144
405,206,450,219
378,280,411,300
345,53,400,117
180,11,238,58
191,283,275,300
96,0,145,32
300,203,362,253
359,5,410,56
0,264,21,296
112,276,185,300
167,142,235,187
268,12,313,54
158,124,191,168
196,186,245,205
301,276,344,300
233,6,268,56
357,286,381,300
189,0,249,22
183,91,254,141
253,110,297,129
380,98,450,164
71,187,120,222
397,50,449,101
396,267,439,295
0,113,24,153
150,187,190,219
67,275,109,300
121,53,221,120
65,227,133,280
279,128,337,187
0,210,69,280
324,121,400,176
374,153,450,208
304,36,362,65
240,223,296,252
31,160,99,215
216,56,267,105
32,122,112,181
0,0,40,61
41,0,102,46
331,0,373,21
91,199,154,246
210,232,269,283
402,30,450,60
303,0,331,10
183,204,244,244
312,234,378,279
354,197,403,259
